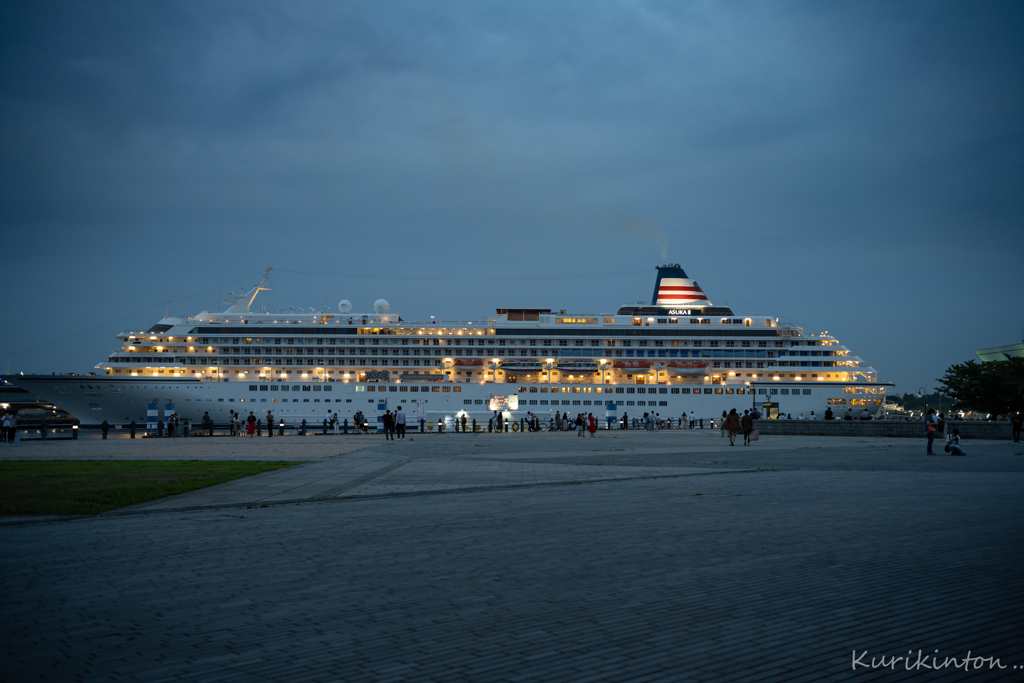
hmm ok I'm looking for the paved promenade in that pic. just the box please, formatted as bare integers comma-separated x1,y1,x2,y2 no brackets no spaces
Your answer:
2,432,1023,681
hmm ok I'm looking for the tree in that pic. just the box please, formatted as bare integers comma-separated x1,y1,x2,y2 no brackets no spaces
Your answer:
937,358,1024,417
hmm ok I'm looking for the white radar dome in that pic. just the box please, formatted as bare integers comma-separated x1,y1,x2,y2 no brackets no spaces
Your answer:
338,299,352,314
373,299,390,314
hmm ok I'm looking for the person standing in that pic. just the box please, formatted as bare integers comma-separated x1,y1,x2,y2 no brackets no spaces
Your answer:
741,409,754,446
246,412,256,436
383,410,394,440
101,420,110,439
0,412,8,442
689,410,696,429
720,410,728,437
1012,411,1022,443
723,408,741,446
620,412,627,430
496,411,503,433
266,412,274,437
587,413,597,437
201,412,211,437
461,414,467,433
129,420,137,439
925,408,939,455
395,406,406,440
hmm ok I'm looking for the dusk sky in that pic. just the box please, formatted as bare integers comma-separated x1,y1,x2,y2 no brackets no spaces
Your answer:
1,1,1021,393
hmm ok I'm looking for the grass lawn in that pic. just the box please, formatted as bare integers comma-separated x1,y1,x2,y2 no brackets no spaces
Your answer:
0,460,297,516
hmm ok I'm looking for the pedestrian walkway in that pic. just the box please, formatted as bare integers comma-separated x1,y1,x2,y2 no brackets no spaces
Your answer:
122,447,744,512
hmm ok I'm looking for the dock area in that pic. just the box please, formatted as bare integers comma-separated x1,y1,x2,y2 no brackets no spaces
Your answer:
2,431,1023,680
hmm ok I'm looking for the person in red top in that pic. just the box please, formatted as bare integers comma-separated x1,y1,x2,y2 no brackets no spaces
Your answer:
588,413,597,437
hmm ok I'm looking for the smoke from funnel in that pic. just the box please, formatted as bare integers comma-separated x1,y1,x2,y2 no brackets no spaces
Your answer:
609,211,668,264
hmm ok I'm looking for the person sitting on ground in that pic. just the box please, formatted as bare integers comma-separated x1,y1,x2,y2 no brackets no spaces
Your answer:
946,428,966,456
824,407,834,421
859,408,872,420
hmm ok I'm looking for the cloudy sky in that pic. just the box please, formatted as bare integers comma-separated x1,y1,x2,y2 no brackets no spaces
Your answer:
1,0,1021,392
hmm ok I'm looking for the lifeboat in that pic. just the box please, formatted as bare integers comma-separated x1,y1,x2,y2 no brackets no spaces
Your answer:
666,361,707,376
554,360,600,374
499,361,544,374
613,360,651,370
454,358,484,368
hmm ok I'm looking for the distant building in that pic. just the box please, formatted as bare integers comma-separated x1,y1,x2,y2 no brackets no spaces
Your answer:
975,343,1024,362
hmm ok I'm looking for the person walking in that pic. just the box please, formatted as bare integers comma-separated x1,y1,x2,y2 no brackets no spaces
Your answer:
1012,411,1022,443
7,411,17,443
576,413,585,437
0,412,8,442
925,408,939,455
720,410,728,437
946,428,966,456
383,410,394,440
741,409,754,446
723,408,741,446
267,411,274,437
395,406,406,440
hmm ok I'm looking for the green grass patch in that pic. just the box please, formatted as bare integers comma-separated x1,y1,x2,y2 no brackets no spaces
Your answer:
0,460,297,516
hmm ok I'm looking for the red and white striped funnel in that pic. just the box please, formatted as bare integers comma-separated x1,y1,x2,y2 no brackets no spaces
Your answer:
651,265,712,307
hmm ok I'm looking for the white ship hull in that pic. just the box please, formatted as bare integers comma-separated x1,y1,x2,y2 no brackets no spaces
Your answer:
6,375,885,427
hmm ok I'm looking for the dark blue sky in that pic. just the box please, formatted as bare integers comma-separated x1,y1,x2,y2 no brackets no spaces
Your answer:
1,1,1022,392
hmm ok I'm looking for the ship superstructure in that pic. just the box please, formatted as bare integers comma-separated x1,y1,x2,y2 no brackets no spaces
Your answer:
3,265,892,427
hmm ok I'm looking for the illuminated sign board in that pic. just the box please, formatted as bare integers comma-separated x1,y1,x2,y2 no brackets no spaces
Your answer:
668,309,695,316
488,394,519,411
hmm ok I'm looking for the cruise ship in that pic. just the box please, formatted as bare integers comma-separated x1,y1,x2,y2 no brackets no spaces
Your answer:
3,265,893,429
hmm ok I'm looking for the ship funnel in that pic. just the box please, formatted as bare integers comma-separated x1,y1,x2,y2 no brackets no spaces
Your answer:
651,264,712,308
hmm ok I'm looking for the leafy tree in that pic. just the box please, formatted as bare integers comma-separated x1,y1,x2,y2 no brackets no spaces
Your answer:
937,358,1024,417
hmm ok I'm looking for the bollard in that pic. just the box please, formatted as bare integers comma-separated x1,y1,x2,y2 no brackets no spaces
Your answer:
300,419,307,436
72,424,79,440
472,419,477,433
420,418,425,433
519,418,524,433
279,421,285,436
343,418,349,435
504,421,508,433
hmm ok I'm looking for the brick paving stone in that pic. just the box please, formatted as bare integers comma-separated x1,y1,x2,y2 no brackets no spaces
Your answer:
2,442,1023,681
